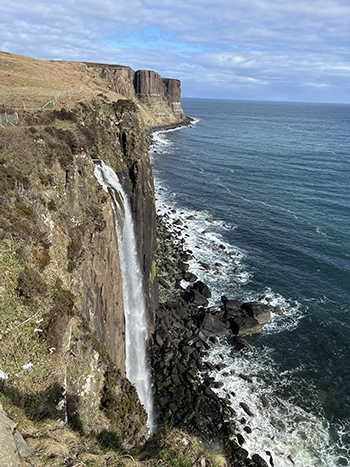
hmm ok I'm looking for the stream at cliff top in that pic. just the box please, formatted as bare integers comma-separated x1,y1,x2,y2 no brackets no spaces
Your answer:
150,99,350,466
94,161,154,432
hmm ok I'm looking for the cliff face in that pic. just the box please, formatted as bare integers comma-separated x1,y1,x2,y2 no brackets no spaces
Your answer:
0,51,190,464
85,63,187,129
0,95,157,455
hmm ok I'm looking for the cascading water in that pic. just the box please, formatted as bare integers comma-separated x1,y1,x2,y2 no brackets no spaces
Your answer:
94,161,154,431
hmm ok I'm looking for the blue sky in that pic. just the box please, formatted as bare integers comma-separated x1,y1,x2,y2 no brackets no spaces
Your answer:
1,0,349,103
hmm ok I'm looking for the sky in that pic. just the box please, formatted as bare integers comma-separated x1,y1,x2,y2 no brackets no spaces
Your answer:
1,0,350,103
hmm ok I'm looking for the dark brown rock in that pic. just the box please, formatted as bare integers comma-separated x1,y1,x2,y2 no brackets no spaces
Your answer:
201,314,230,338
240,402,254,417
252,453,269,467
241,302,271,325
229,316,262,336
193,280,212,298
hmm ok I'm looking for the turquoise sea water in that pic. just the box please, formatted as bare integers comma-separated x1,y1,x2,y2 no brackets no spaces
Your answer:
150,99,350,466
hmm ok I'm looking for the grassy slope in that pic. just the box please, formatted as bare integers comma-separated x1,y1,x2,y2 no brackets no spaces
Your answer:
0,51,120,110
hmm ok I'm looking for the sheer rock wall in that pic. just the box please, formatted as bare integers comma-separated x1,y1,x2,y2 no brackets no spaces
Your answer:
0,52,190,462
86,63,187,128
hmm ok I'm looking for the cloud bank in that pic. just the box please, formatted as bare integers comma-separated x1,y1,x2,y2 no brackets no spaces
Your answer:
1,0,349,103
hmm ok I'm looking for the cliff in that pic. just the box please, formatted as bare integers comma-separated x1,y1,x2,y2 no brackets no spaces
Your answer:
0,51,192,465
0,51,188,130
84,64,187,129
0,95,157,453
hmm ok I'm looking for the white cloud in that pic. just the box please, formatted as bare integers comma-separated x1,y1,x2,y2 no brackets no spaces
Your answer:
1,0,350,102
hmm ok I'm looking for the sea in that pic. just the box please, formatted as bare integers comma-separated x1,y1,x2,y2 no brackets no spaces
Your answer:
149,99,350,466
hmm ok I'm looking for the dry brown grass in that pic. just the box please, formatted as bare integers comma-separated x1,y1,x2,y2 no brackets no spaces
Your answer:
0,51,115,110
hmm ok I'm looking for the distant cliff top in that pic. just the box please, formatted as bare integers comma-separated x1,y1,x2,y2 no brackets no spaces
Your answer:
0,51,187,129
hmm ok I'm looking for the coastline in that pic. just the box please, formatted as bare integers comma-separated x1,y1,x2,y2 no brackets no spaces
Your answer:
148,109,350,466
151,208,279,467
147,116,195,134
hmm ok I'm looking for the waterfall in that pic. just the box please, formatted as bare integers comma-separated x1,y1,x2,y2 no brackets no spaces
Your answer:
94,161,154,431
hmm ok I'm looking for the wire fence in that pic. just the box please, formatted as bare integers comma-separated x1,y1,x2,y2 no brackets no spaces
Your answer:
0,112,19,127
0,69,87,126
42,70,87,109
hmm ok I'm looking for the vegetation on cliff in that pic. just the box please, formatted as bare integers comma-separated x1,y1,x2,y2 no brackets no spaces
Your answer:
0,52,224,467
0,96,151,460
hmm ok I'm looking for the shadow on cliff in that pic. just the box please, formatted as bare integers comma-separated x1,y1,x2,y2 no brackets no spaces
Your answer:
1,380,78,425
0,379,124,452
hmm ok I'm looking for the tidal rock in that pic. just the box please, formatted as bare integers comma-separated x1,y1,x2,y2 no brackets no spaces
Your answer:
229,316,262,336
221,296,243,316
201,314,230,338
241,302,271,325
272,306,284,315
240,402,254,417
183,271,198,282
177,259,189,272
187,289,209,307
193,280,212,298
232,446,249,461
252,453,269,467
260,394,270,408
236,433,246,445
232,338,253,353
239,373,253,384
199,261,211,270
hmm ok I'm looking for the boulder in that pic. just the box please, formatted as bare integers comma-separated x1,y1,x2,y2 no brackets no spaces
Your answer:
252,454,269,467
199,261,211,270
272,306,284,315
165,301,189,319
183,271,198,282
158,276,171,289
240,402,254,417
229,316,262,336
201,314,230,338
241,302,271,325
232,338,253,353
193,280,212,298
177,260,189,271
188,289,209,307
221,296,243,317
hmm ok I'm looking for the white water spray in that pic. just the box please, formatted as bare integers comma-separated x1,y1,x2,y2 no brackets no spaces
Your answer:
94,161,153,431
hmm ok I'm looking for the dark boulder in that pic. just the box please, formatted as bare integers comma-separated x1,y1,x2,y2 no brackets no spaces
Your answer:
272,306,284,315
165,300,189,319
177,259,189,271
240,402,254,417
252,454,269,467
241,302,271,325
158,276,171,289
201,314,230,338
183,271,198,282
199,261,211,270
221,296,243,317
193,280,212,298
232,337,253,353
228,316,262,336
187,289,209,307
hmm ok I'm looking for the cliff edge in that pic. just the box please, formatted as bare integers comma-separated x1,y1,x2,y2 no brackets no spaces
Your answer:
0,51,188,130
0,51,185,465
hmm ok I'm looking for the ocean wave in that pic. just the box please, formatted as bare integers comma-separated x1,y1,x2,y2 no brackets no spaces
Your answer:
202,342,348,467
154,181,304,334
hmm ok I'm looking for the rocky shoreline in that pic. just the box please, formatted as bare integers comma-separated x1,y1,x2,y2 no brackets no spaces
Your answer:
151,214,282,467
